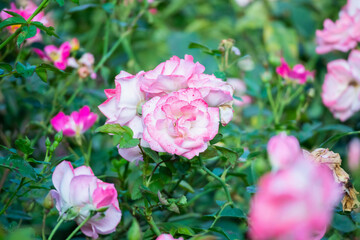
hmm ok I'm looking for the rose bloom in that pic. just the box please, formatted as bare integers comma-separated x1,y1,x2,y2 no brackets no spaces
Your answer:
276,58,314,84
140,55,205,99
267,133,302,171
316,13,360,54
142,88,219,159
249,158,342,240
348,138,360,171
341,0,360,17
51,106,98,137
50,161,121,239
0,1,52,43
68,53,97,79
156,234,184,240
33,42,71,70
321,50,360,121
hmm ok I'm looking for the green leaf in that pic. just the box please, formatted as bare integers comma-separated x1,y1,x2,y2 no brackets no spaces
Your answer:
96,124,139,149
188,42,211,51
0,63,13,72
320,131,360,148
208,227,231,240
179,180,195,193
36,63,66,74
332,213,357,233
215,146,239,167
0,17,26,29
209,205,246,218
142,147,161,163
30,21,59,38
68,4,99,13
0,154,38,180
214,71,226,81
35,68,47,82
7,228,35,240
71,0,80,4
15,137,34,155
56,0,64,6
3,11,27,20
16,25,37,47
127,218,142,240
15,62,36,78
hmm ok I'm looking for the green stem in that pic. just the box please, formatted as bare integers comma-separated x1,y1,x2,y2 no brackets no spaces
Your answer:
0,28,22,51
0,177,25,215
265,83,278,124
42,210,48,240
65,212,95,240
147,215,161,236
48,218,65,240
201,164,233,205
209,202,231,229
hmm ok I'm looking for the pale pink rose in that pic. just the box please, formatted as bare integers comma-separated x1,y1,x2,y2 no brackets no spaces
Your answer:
142,88,219,159
156,234,184,240
321,50,360,121
68,53,97,79
249,157,342,240
227,78,252,107
348,138,360,171
33,42,71,70
140,55,205,99
341,0,360,17
50,106,98,137
50,161,121,239
98,71,145,126
267,133,302,170
316,13,360,54
188,74,234,125
276,58,314,84
0,1,52,43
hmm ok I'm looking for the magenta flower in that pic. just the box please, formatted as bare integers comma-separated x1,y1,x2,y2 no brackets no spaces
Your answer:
50,106,98,137
267,133,302,171
321,50,360,121
50,161,121,239
348,138,360,171
142,88,219,159
0,1,52,43
156,234,184,240
276,58,314,84
316,13,360,54
33,41,71,70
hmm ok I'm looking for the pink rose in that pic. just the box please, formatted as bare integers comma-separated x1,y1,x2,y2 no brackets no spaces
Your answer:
267,133,302,170
33,42,71,70
68,53,97,79
50,161,121,239
316,13,360,54
140,55,205,99
276,58,314,84
156,234,184,240
51,106,98,137
142,88,219,159
98,71,145,126
249,157,342,240
348,138,360,171
341,0,360,17
188,74,234,125
0,1,52,43
321,50,360,121
227,78,252,107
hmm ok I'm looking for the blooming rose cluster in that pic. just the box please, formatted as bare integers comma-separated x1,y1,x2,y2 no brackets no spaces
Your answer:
249,133,342,240
50,161,121,239
317,0,360,121
0,1,52,44
99,55,235,162
276,57,314,84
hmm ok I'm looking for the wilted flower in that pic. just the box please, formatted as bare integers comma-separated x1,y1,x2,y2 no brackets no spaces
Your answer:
33,42,71,70
142,88,219,159
50,161,121,239
50,106,98,137
156,234,184,240
276,58,314,84
348,138,360,171
0,1,52,43
321,50,360,121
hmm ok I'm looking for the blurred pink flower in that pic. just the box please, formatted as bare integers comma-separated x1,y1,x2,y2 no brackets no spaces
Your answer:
227,78,252,107
316,13,360,54
267,133,302,171
249,154,342,239
235,0,252,7
0,1,52,43
276,58,314,84
156,234,184,240
341,0,360,17
321,50,360,121
50,161,121,239
140,55,205,99
51,106,98,137
142,88,219,159
33,42,71,70
348,138,360,171
70,38,80,52
68,53,97,79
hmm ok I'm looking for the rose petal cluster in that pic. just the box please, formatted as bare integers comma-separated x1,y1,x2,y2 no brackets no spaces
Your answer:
276,58,314,84
51,106,98,137
98,55,234,161
249,134,342,240
321,50,360,121
34,41,71,70
156,234,184,240
50,161,121,239
0,1,52,43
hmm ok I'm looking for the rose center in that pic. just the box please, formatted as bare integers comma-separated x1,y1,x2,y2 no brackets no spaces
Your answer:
49,51,60,61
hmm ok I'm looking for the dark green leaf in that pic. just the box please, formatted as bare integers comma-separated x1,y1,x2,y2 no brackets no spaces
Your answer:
0,154,38,180
142,147,161,163
56,0,64,6
215,146,238,167
0,17,26,29
214,71,226,81
97,124,140,148
17,27,28,47
16,62,35,78
320,131,360,148
4,11,27,20
188,42,211,51
332,213,356,233
71,0,80,4
208,227,231,240
68,4,99,13
36,63,66,74
35,68,47,82
15,137,34,155
210,133,223,145
0,63,12,72
30,22,59,38
208,205,246,218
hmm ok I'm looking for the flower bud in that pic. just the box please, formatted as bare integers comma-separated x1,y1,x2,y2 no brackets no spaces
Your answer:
43,192,54,209
45,137,51,148
55,131,63,142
